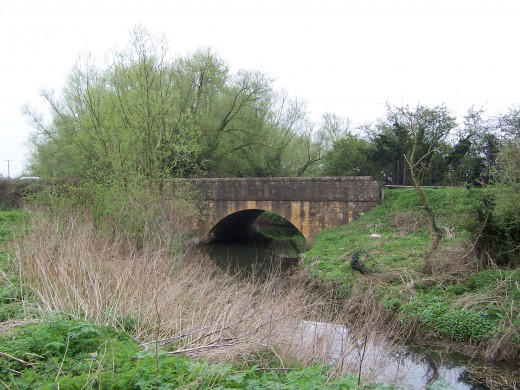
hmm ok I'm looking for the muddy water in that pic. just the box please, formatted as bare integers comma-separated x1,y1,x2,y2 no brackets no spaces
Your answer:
202,225,519,389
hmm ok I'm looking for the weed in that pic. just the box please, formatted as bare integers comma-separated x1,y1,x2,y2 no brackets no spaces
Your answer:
400,293,498,342
0,209,27,244
350,249,367,274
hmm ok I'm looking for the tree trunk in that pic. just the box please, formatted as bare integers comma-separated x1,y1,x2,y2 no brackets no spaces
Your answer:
411,172,443,274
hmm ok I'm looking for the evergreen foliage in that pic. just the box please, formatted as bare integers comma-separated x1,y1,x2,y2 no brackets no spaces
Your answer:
350,249,367,274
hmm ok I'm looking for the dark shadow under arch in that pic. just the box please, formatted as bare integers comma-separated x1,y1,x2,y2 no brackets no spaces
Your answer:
204,209,307,277
208,209,306,246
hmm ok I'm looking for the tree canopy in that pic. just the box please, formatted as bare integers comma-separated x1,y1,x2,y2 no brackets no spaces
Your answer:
25,27,322,185
25,27,520,191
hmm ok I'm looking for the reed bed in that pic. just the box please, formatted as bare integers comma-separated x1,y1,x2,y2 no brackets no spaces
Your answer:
13,208,410,384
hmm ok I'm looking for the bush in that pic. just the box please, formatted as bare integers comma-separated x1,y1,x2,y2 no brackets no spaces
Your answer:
476,188,520,267
22,178,199,253
401,294,498,342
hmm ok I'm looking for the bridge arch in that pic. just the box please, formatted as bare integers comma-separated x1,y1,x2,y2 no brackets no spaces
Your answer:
207,208,306,243
185,177,381,246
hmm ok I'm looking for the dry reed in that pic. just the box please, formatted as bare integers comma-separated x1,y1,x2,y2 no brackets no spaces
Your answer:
13,208,411,384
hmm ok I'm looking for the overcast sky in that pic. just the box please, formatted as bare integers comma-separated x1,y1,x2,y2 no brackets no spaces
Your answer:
1,0,519,177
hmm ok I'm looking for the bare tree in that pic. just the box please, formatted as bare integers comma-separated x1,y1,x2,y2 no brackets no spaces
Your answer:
388,104,457,272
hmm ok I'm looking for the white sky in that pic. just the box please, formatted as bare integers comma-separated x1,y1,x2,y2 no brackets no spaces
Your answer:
1,0,519,177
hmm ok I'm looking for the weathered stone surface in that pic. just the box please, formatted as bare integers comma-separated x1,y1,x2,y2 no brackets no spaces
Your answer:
185,177,381,246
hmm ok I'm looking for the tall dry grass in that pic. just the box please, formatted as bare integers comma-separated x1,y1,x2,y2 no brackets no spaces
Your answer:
13,207,411,383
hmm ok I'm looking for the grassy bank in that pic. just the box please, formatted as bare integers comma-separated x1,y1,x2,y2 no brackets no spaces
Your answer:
1,318,362,389
305,188,520,362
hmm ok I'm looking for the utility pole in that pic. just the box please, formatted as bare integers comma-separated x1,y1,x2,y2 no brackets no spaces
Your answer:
4,160,12,179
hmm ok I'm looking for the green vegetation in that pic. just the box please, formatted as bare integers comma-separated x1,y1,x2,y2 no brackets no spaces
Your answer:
24,27,327,182
7,22,519,387
0,209,27,244
0,210,30,322
2,187,518,387
254,211,307,253
0,319,362,389
305,188,520,358
24,26,520,194
21,178,199,255
306,188,480,290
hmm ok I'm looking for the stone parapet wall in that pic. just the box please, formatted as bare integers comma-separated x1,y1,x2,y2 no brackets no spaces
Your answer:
186,176,380,202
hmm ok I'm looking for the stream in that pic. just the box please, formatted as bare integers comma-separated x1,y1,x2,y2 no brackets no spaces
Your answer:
202,221,519,389
292,320,517,389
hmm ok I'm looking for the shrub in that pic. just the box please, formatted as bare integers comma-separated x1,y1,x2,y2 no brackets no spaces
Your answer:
22,178,199,253
401,294,498,342
475,188,520,267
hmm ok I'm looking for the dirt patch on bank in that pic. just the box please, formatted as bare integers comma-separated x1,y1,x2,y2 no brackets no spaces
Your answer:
0,319,37,336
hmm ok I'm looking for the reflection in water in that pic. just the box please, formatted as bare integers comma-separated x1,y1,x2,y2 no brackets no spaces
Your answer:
293,321,494,390
204,240,300,277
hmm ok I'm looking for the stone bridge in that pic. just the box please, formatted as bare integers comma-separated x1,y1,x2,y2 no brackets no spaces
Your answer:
184,176,382,246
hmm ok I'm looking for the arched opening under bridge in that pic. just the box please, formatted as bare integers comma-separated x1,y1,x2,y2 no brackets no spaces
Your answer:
202,209,306,277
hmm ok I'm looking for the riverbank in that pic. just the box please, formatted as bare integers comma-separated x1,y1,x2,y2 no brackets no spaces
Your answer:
1,184,519,388
304,188,519,369
0,208,386,388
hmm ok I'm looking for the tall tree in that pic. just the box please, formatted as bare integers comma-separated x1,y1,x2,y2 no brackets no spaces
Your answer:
318,115,372,177
26,28,302,181
366,116,413,185
499,105,520,138
110,27,204,187
447,107,500,185
25,27,205,187
495,106,520,185
321,136,372,176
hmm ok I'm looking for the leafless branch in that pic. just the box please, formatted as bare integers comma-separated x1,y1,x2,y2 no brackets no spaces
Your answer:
0,351,37,367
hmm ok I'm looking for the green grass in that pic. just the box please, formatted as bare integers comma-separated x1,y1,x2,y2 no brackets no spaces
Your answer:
393,268,520,343
399,293,500,342
305,188,481,291
305,188,520,349
0,210,30,322
0,209,28,245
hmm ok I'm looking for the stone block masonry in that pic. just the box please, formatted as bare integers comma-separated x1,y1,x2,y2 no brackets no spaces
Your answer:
184,176,381,246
